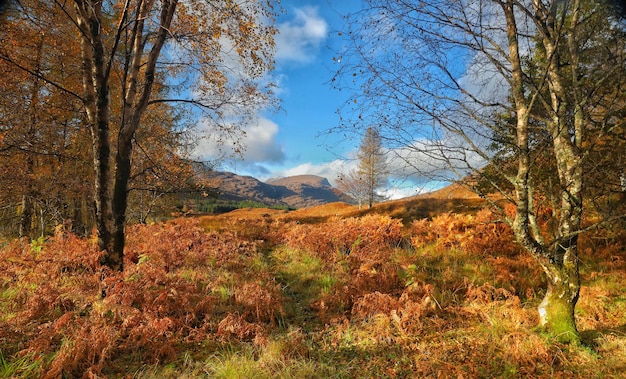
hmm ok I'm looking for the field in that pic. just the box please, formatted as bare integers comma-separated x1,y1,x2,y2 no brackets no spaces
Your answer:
0,195,625,378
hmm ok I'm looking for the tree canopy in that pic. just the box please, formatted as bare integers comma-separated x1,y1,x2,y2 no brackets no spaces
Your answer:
0,0,279,270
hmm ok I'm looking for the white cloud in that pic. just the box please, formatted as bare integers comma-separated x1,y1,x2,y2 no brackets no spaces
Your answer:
263,156,446,200
379,187,421,200
276,6,328,64
241,118,285,162
209,134,474,201
194,117,285,165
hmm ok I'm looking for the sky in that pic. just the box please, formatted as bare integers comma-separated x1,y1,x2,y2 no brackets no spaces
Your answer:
195,1,433,199
191,0,626,201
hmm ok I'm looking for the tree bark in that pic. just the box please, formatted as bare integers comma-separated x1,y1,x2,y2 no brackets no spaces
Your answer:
537,0,583,343
112,138,132,263
504,0,582,343
109,0,178,263
18,195,33,238
74,0,119,270
73,0,177,271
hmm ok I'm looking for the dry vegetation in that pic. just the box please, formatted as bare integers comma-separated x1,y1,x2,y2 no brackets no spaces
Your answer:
0,197,625,378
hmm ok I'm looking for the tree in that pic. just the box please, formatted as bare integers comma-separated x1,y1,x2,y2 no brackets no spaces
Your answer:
333,0,626,343
0,1,91,238
357,126,387,208
1,0,278,271
337,168,369,209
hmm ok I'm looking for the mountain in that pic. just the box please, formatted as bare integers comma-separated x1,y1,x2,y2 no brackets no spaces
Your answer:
203,171,351,209
266,175,352,209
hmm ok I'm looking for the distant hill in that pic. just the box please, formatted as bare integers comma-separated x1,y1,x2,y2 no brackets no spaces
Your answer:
266,175,352,208
203,171,352,209
196,165,493,218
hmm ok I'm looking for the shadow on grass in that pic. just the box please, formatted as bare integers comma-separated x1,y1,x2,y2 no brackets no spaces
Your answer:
580,323,626,347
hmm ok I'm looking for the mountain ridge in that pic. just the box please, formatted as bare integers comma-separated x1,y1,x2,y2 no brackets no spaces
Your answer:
203,170,352,209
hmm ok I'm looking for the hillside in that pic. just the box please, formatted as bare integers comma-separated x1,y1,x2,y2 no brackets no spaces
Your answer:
266,175,352,208
248,182,491,226
203,170,352,209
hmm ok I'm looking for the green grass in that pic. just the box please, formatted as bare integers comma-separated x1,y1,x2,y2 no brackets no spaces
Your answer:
273,247,343,321
0,351,45,378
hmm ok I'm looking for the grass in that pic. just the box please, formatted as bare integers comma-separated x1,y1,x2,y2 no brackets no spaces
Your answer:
0,205,625,378
131,338,344,379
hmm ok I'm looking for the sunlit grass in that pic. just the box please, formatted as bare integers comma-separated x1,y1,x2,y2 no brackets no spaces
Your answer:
273,247,339,300
0,351,47,378
131,336,343,379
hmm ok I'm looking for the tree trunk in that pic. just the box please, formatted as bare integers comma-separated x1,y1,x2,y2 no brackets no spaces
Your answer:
104,0,178,264
502,0,583,343
18,38,44,240
93,116,117,268
74,0,119,270
538,261,580,343
111,137,133,272
18,195,33,238
71,197,87,236
537,0,583,344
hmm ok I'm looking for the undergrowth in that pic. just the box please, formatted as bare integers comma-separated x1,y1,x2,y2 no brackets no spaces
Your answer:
0,209,624,378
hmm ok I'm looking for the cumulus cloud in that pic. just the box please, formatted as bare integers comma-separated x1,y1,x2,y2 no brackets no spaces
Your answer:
241,118,286,163
276,6,328,64
193,117,285,165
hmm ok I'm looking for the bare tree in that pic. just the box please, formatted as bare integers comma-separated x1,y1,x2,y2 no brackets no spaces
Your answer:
337,168,368,209
333,0,626,343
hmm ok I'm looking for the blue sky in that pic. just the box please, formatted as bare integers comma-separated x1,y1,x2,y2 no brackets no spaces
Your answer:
195,1,431,199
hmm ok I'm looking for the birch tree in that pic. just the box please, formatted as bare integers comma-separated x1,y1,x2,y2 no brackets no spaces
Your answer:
337,168,368,209
333,0,626,343
1,0,278,271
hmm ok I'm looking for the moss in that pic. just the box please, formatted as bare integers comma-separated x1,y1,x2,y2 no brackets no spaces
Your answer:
539,294,580,345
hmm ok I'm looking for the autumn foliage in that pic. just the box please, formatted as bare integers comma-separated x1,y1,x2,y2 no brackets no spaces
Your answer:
410,208,521,255
281,214,404,260
0,205,625,377
0,218,280,377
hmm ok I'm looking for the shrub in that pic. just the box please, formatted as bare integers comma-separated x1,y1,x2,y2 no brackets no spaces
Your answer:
0,217,284,377
282,214,404,263
411,209,521,256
